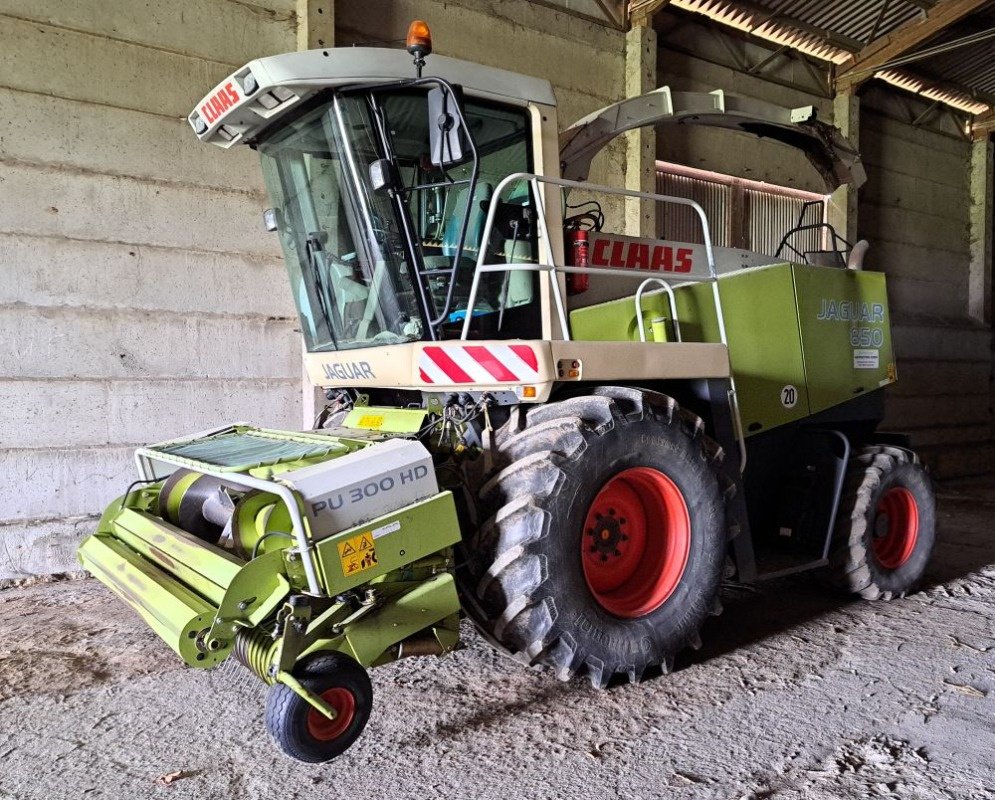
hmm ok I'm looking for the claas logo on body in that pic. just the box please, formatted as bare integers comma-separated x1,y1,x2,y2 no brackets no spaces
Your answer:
589,235,694,273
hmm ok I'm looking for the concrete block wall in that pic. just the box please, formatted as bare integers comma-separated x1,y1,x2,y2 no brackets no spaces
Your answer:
335,0,628,206
858,88,992,475
0,1,302,579
4,2,989,581
337,0,624,131
657,47,832,194
1,0,628,579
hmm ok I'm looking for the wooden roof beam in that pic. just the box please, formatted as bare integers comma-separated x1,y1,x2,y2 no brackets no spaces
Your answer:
836,0,991,90
629,0,670,27
972,107,995,139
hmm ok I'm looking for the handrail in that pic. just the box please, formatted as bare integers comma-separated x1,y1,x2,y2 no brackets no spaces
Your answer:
460,172,724,343
458,171,746,473
635,278,682,343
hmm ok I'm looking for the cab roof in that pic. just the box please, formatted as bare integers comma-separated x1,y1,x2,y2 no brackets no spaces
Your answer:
189,47,556,148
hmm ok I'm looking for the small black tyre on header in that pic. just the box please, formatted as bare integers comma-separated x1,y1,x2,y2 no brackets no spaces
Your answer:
828,444,936,600
264,652,373,763
459,387,735,689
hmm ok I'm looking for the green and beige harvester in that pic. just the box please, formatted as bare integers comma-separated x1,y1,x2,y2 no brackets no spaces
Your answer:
78,22,936,762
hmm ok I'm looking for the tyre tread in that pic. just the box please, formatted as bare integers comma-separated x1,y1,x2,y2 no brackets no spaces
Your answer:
460,387,737,688
827,444,933,600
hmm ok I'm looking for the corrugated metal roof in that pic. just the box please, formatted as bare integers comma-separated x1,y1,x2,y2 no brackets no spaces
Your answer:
670,0,852,62
924,45,995,96
670,0,934,60
664,0,994,116
766,0,926,47
876,69,988,113
909,6,995,100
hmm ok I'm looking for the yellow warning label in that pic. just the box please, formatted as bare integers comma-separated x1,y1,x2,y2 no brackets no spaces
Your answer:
337,532,378,577
357,415,385,430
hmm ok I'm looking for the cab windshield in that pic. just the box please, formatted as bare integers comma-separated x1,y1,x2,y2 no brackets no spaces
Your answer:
258,86,538,352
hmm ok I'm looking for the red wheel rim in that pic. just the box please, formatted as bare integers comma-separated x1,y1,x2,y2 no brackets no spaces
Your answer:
581,467,691,618
872,486,919,569
305,687,356,742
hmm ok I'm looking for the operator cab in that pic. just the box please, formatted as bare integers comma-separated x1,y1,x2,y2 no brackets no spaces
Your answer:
257,85,542,352
188,22,562,354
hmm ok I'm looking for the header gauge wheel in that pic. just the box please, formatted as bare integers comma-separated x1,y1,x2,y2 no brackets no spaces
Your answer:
264,653,373,763
460,388,735,688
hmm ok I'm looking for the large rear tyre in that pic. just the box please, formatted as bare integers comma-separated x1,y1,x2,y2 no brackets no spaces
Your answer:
263,653,373,763
460,388,734,688
828,444,936,600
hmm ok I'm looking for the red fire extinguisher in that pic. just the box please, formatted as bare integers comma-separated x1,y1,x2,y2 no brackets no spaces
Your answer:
566,227,589,295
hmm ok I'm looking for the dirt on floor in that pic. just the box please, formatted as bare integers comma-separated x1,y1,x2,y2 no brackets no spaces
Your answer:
0,478,993,800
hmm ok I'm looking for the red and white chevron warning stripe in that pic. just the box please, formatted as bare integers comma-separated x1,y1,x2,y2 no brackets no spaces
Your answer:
418,344,541,385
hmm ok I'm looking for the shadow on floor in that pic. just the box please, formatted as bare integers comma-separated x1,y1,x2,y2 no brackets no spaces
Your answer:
399,478,995,738
673,476,995,673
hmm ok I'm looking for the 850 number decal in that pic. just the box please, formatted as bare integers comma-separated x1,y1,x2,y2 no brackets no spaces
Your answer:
850,327,884,348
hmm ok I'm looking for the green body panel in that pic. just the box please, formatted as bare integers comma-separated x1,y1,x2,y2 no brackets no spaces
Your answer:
672,266,811,432
206,548,293,654
568,292,668,343
77,532,225,667
228,563,460,718
109,508,241,605
792,267,894,415
299,573,462,667
313,492,463,595
568,262,895,434
78,432,464,676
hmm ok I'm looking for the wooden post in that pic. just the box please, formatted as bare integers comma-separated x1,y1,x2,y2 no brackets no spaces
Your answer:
298,0,334,427
625,21,658,239
828,89,860,245
836,0,991,92
629,0,671,29
973,109,995,140
969,137,993,325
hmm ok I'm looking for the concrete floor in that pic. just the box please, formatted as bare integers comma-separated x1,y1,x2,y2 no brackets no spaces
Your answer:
1,478,993,800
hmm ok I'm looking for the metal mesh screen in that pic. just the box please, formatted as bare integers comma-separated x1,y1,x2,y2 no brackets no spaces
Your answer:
656,162,827,258
155,429,347,470
656,170,732,246
746,189,823,257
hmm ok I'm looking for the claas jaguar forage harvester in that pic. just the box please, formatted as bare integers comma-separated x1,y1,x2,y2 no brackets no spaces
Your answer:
78,22,935,762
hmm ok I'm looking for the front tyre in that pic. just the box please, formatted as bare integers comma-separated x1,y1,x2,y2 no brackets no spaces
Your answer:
463,389,734,688
828,445,936,600
264,653,373,763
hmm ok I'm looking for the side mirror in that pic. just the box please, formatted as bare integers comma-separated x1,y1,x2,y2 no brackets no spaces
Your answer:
428,86,465,167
